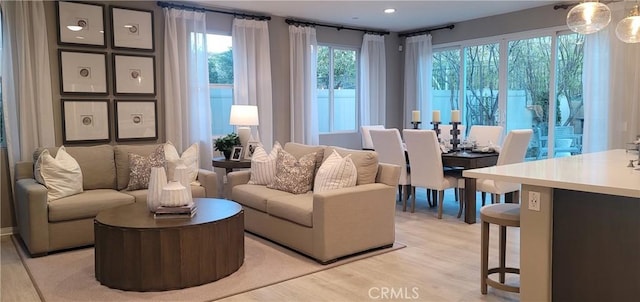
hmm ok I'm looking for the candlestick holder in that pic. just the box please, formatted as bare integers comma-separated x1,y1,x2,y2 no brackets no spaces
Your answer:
450,122,462,151
411,121,422,129
430,121,441,136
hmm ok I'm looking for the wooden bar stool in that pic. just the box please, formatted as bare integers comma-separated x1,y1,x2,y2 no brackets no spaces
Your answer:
481,203,520,294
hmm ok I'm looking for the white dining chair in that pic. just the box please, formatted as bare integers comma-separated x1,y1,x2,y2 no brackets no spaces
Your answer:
361,125,385,150
370,128,411,206
469,125,504,147
403,129,464,217
477,129,533,205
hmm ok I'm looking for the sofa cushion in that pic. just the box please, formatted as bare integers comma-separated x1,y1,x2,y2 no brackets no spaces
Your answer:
34,145,117,190
266,192,313,227
268,150,317,194
48,189,135,222
314,150,357,193
248,141,282,185
126,145,166,191
164,141,199,184
35,147,83,201
323,146,378,185
115,144,162,190
231,184,292,212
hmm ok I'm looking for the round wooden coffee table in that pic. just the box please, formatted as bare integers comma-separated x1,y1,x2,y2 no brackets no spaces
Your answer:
94,198,244,291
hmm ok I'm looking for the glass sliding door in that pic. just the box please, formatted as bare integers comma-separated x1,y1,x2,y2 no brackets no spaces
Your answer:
464,43,500,131
506,36,551,159
432,48,461,124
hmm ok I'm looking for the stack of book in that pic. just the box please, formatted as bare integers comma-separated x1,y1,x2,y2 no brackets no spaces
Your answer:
154,203,197,219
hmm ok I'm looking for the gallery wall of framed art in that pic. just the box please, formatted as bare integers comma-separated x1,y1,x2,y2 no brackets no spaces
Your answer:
54,1,160,144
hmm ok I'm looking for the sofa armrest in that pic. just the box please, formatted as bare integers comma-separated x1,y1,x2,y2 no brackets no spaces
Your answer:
15,178,50,256
15,161,35,180
227,170,251,192
197,169,219,198
312,183,397,262
376,163,401,187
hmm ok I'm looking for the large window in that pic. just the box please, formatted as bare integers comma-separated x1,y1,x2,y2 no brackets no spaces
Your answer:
317,45,358,133
431,29,584,160
207,34,233,136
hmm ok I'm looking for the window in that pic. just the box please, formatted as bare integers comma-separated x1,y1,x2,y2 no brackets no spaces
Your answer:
431,29,584,160
207,34,233,136
317,45,358,133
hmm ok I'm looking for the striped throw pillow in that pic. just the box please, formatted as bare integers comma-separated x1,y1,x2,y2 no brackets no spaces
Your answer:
248,142,282,185
313,149,358,193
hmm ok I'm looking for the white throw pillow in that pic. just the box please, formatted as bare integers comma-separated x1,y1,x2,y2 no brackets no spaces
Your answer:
248,141,282,185
34,146,83,201
164,141,199,185
314,149,358,193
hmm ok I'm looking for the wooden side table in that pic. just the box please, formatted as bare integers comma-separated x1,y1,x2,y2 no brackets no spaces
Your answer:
212,157,251,174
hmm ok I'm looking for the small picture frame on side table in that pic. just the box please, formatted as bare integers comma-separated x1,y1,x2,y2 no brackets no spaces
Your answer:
62,99,110,144
245,141,260,160
111,6,154,51
59,50,108,95
56,1,106,47
114,100,157,142
113,54,156,95
231,146,244,161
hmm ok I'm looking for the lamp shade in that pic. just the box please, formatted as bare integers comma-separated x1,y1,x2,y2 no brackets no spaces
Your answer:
567,1,611,34
616,5,640,43
229,105,259,126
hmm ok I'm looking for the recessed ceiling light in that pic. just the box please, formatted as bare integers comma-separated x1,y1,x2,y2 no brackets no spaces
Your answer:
384,8,396,14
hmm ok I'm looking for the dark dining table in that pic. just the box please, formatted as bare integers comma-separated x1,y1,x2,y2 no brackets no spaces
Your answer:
441,151,501,224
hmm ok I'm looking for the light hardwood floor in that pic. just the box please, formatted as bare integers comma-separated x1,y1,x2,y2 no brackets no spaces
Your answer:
1,189,520,302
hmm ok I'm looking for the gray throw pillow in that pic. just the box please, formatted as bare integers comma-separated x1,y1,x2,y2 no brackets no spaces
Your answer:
126,145,165,191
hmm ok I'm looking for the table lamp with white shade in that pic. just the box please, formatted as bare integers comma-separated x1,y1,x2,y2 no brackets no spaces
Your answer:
229,105,259,149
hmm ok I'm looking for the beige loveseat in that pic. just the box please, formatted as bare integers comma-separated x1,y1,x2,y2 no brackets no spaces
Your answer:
228,143,400,264
14,144,218,257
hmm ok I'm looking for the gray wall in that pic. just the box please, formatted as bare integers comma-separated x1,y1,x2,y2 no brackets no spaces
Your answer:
1,1,569,229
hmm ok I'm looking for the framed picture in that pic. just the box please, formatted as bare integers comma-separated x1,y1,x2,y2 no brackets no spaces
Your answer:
113,54,156,95
231,146,244,161
111,6,154,51
115,100,157,141
245,141,260,160
61,99,110,144
56,1,106,47
59,50,108,95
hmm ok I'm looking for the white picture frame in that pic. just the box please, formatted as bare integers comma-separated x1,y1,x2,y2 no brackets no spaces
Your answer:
245,141,260,160
115,100,157,141
113,54,156,95
111,6,154,51
231,146,244,161
57,1,106,47
62,99,110,143
59,50,108,95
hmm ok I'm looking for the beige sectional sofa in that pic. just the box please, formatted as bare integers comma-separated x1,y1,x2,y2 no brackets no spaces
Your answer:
228,143,400,264
14,144,218,257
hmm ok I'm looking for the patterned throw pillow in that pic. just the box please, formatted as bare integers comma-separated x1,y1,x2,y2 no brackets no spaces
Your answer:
248,141,282,185
267,149,317,194
126,145,166,191
314,150,358,193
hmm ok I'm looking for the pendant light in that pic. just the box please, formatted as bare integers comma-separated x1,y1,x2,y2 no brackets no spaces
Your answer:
566,1,612,34
616,4,640,43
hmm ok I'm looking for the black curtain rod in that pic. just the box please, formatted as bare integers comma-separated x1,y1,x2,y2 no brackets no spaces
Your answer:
157,1,271,21
399,24,455,38
285,19,389,36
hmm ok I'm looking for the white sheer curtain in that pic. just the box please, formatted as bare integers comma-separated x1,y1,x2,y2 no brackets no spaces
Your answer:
403,34,432,127
289,25,318,144
583,2,640,152
164,8,212,169
2,0,55,185
360,34,386,126
232,18,273,147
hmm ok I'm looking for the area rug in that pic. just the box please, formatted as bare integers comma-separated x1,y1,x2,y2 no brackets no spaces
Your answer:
14,234,405,302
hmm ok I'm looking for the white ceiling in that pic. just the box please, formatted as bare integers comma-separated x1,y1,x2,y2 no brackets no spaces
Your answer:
197,1,565,32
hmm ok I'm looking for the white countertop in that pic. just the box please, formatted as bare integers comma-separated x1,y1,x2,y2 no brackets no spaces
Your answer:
463,149,640,198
